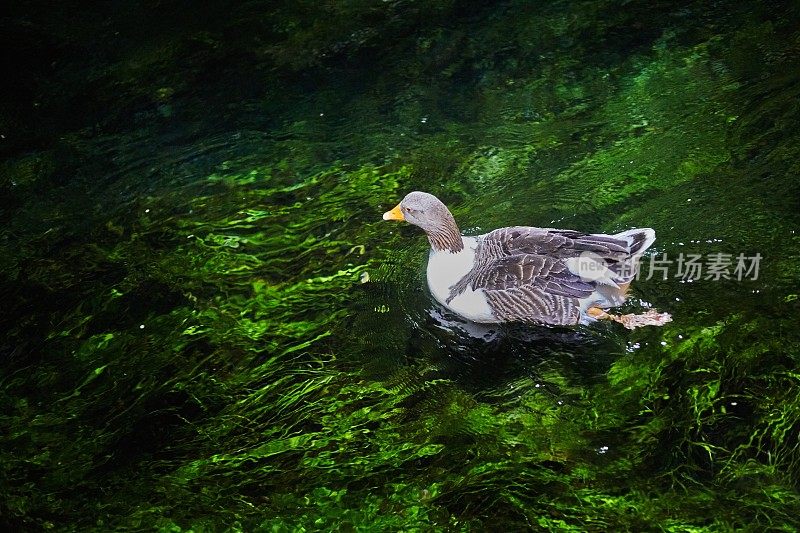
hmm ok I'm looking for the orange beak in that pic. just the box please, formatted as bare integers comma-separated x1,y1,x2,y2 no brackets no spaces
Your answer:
382,203,404,221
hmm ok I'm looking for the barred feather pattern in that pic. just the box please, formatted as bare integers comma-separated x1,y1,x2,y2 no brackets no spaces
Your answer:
484,286,581,325
445,226,653,325
427,224,464,253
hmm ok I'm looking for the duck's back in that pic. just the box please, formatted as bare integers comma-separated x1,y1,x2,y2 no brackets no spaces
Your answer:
430,226,655,325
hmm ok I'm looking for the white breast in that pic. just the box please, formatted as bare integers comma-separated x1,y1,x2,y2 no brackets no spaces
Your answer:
426,237,498,323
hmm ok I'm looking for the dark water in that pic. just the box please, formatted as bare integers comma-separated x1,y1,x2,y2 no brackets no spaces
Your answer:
2,0,800,530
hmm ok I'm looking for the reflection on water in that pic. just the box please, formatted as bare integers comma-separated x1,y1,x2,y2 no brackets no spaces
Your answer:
2,0,800,530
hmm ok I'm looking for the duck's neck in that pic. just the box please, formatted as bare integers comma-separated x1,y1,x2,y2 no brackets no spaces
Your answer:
426,212,464,253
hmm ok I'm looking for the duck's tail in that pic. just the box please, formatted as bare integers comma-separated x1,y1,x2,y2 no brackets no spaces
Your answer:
614,228,656,259
607,228,655,284
575,228,655,309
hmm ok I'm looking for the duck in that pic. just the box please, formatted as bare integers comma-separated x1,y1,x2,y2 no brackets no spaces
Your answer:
382,191,671,329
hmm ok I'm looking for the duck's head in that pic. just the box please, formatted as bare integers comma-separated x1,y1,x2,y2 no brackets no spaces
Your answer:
382,191,463,253
382,191,448,230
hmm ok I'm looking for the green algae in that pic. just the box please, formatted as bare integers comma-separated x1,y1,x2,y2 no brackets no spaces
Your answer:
3,0,800,531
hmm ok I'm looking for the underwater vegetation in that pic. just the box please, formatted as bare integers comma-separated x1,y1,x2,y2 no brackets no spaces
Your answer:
2,0,800,530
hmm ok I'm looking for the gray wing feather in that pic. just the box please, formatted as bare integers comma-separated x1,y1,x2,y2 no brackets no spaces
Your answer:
445,227,646,324
485,226,630,258
470,254,594,298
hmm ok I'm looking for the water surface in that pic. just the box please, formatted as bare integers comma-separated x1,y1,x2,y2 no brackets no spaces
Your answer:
2,0,800,530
